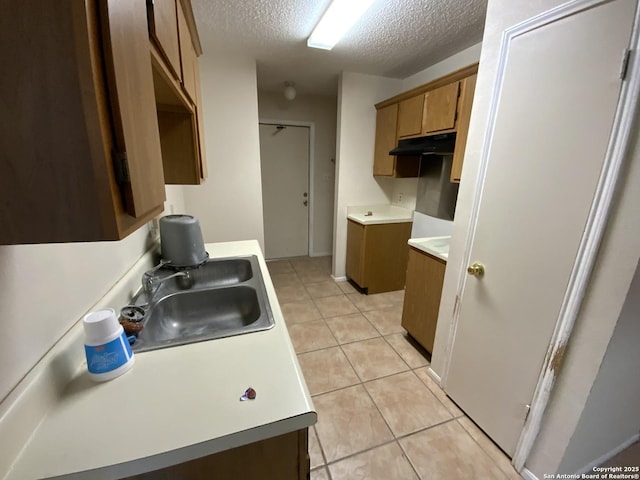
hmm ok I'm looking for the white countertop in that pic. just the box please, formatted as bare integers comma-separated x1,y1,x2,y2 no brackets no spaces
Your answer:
347,205,413,225
408,236,451,261
4,241,315,480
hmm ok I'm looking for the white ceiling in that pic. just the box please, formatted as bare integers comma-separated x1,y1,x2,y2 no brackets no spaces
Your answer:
191,0,487,97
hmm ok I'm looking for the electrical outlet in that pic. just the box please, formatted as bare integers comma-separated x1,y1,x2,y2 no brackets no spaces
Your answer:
148,218,160,240
398,193,404,204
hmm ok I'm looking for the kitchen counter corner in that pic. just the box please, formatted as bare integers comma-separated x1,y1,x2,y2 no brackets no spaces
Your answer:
347,204,413,225
3,240,316,480
408,236,451,261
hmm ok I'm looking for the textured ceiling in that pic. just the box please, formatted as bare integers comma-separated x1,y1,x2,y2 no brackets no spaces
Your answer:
192,0,487,96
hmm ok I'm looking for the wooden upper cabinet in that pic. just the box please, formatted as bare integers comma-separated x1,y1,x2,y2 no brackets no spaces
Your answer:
0,0,165,244
147,0,182,79
451,74,477,182
372,64,478,181
373,104,399,176
397,95,425,138
149,0,207,185
192,57,208,179
423,81,460,133
101,0,166,218
373,104,420,178
177,2,197,103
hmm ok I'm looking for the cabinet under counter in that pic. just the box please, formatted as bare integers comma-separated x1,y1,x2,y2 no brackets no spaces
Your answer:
346,218,412,295
401,245,447,353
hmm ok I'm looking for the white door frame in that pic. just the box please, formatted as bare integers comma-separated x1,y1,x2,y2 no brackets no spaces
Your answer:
438,0,640,471
259,119,316,257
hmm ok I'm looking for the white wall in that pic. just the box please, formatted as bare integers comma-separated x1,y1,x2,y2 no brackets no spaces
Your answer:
332,72,402,278
183,50,265,250
390,177,419,210
332,48,482,276
558,259,640,473
429,0,640,475
257,92,337,256
402,43,482,91
0,187,185,403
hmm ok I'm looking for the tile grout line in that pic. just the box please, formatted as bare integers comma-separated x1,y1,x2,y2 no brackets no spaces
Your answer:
455,418,516,479
311,424,332,478
317,415,465,474
276,261,500,478
412,367,468,419
278,265,448,478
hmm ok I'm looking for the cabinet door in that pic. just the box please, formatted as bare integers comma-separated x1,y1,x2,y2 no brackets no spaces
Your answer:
100,0,166,217
401,248,446,352
373,104,398,176
177,2,197,102
361,222,413,294
148,0,182,79
346,220,365,286
124,429,309,480
397,95,424,138
451,74,477,182
423,81,460,133
192,57,208,179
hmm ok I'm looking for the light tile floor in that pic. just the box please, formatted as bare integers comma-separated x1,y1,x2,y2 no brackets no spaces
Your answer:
267,256,524,480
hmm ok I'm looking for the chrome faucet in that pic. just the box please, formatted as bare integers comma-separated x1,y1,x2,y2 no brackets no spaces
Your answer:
141,266,193,297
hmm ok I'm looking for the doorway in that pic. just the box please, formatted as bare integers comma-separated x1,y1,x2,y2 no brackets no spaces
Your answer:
441,0,638,464
259,123,311,259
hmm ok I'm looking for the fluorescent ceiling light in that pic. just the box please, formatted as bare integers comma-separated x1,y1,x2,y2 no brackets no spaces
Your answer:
307,0,375,50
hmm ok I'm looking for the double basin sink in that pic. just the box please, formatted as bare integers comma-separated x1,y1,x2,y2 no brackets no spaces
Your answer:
127,255,275,353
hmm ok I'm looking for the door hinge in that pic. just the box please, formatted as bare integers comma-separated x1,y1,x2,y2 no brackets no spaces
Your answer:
113,151,130,184
620,48,631,80
524,404,531,423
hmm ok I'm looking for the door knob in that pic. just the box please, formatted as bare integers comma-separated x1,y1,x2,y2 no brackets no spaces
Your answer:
303,200,308,206
467,262,485,277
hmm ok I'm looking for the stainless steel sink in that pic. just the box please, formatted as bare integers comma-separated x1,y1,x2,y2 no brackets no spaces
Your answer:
127,255,275,352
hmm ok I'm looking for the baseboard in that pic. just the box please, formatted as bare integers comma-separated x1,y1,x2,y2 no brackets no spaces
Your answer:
520,467,539,480
332,275,347,282
518,433,640,480
309,251,332,258
427,367,442,385
575,433,640,475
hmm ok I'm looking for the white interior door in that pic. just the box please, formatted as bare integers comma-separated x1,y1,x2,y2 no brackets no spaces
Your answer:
259,124,310,259
444,0,636,457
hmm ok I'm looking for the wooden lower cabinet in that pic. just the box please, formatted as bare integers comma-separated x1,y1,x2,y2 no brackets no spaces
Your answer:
346,220,412,294
401,247,447,353
125,429,309,480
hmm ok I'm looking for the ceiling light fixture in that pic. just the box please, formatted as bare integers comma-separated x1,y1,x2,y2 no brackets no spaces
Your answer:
307,0,374,50
283,81,297,101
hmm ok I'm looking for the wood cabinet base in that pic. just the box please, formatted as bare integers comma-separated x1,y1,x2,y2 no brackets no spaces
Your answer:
125,429,309,480
401,247,446,353
346,220,412,294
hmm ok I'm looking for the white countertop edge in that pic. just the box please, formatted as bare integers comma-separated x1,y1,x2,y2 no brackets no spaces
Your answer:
2,240,316,480
48,413,317,480
408,237,450,261
346,204,413,225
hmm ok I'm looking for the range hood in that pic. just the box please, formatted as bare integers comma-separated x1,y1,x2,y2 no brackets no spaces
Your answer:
415,155,459,221
389,133,456,156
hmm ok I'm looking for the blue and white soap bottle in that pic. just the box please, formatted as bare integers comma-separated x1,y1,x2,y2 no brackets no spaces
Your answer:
83,308,135,382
